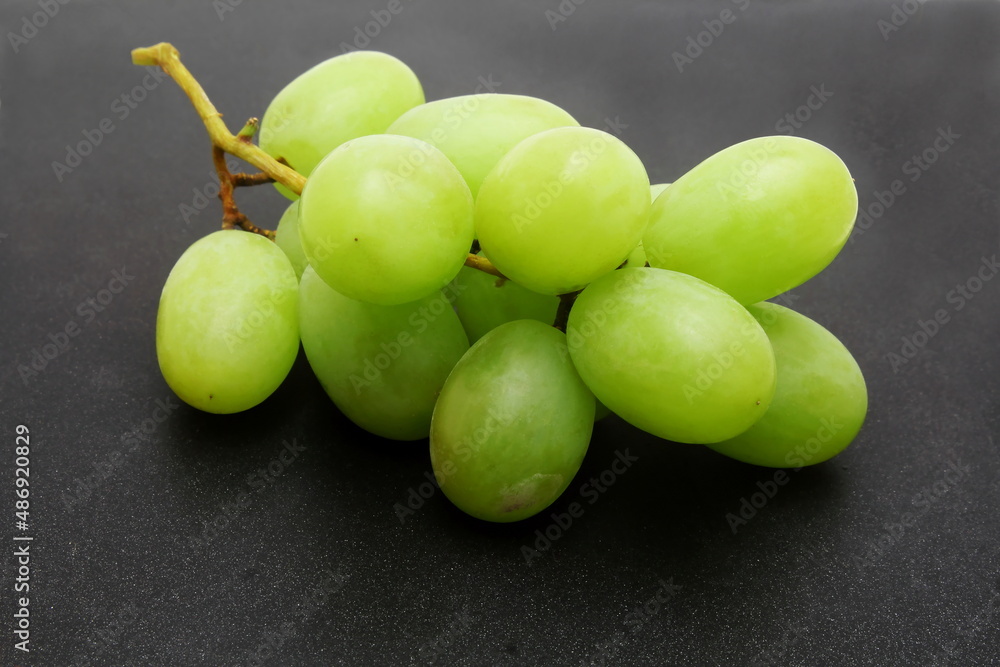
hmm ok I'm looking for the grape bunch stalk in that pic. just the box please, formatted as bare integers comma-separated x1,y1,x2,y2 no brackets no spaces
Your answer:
133,43,867,523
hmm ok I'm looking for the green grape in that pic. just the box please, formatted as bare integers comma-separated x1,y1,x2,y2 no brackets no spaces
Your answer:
430,320,595,522
475,126,650,295
274,201,308,280
643,136,858,305
450,263,559,344
298,134,474,306
259,51,424,199
622,183,671,269
386,94,578,198
650,182,671,202
298,266,469,441
567,267,776,444
622,243,647,269
156,230,299,414
707,302,867,467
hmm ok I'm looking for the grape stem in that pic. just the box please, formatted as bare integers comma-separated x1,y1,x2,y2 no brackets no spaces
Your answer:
131,43,306,194
213,146,276,240
131,41,506,276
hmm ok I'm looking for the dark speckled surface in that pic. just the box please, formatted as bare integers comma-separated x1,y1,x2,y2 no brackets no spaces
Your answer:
1,1,999,665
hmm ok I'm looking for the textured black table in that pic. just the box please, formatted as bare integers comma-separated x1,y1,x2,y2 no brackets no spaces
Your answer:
1,1,998,665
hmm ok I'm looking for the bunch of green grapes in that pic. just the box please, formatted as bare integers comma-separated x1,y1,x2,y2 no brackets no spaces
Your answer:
154,49,868,524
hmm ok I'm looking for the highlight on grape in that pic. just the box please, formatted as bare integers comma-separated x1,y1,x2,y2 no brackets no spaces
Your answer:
131,41,869,524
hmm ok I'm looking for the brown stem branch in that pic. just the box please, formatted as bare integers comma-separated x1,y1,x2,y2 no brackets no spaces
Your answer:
132,43,518,273
213,146,275,240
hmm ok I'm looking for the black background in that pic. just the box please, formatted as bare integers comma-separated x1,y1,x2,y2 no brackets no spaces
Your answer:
1,1,999,665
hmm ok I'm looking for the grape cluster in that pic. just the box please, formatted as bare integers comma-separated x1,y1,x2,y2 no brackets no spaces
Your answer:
156,50,867,523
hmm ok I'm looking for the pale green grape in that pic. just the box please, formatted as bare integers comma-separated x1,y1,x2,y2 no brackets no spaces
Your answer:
299,266,469,441
260,51,424,199
643,136,858,305
650,182,671,202
567,267,776,444
622,183,671,269
475,127,650,295
430,320,595,522
386,94,578,198
298,134,474,305
708,302,867,467
450,263,559,344
156,230,299,414
622,243,647,269
274,201,308,280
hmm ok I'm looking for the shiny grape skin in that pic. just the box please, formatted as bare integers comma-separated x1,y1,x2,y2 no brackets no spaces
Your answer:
430,320,595,522
156,230,299,414
707,302,868,468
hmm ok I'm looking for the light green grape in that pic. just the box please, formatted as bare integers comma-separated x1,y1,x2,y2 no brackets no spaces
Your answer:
156,230,299,414
274,201,308,280
298,266,469,441
707,302,867,467
475,126,650,295
567,267,776,444
622,243,647,269
450,263,559,344
386,94,578,198
650,182,671,202
259,51,424,199
298,134,474,305
430,320,595,522
622,183,671,269
643,136,858,305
